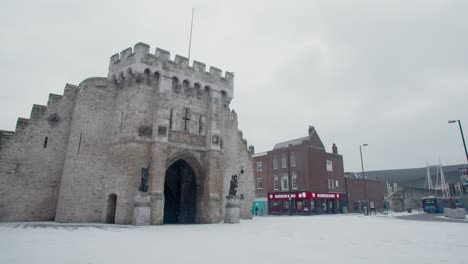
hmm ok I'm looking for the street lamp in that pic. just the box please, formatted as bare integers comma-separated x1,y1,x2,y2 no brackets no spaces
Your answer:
360,144,368,214
448,120,468,163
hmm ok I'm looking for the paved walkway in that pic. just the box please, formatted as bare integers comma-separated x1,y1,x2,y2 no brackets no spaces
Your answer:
396,212,468,223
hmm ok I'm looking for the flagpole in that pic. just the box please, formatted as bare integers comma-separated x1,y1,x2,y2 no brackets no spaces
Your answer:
188,8,194,61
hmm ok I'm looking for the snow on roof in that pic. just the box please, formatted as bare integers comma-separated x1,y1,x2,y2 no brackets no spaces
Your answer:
252,152,267,158
273,136,309,150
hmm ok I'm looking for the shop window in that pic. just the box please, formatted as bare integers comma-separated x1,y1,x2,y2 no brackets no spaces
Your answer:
256,162,263,172
273,158,278,170
292,172,297,189
274,175,279,190
326,160,333,172
281,176,289,191
256,178,263,189
282,154,286,168
291,153,296,167
270,201,281,213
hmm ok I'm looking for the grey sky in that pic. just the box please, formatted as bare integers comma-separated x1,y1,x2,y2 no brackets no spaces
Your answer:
1,0,467,172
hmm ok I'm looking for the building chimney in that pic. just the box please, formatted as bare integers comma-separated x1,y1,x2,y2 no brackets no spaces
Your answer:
308,126,314,135
248,145,255,154
332,143,338,154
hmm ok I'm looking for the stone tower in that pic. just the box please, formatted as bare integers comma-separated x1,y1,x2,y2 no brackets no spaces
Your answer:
0,42,255,225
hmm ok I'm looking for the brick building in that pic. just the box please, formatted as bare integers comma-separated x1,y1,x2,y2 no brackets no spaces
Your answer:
344,177,384,212
252,126,385,216
252,126,347,215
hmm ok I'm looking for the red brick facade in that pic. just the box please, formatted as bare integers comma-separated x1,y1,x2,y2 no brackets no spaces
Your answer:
345,178,385,211
252,126,385,214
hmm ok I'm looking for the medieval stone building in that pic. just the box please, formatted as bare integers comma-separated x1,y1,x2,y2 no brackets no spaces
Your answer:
0,42,255,225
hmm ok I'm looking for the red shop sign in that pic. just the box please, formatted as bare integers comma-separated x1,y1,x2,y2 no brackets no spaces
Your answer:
311,192,341,200
267,192,312,200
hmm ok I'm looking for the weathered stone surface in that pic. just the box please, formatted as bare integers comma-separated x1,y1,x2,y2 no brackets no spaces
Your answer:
224,195,240,223
0,43,254,225
133,192,151,225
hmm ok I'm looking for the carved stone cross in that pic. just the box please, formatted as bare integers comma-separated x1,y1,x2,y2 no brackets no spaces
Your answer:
183,108,191,131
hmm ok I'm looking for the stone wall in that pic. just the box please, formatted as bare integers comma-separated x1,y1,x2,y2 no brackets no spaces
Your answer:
1,42,254,225
0,84,78,221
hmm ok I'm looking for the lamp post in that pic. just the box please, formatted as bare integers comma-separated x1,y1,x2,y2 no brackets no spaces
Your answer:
448,120,468,163
287,145,293,216
360,144,368,214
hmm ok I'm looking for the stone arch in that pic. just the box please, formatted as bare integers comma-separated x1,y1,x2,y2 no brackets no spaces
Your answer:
172,76,180,94
204,85,211,97
194,83,201,98
182,80,191,96
118,71,125,82
153,72,160,87
105,193,117,224
164,152,206,224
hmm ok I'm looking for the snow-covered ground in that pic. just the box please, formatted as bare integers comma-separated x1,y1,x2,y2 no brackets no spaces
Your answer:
1,214,466,264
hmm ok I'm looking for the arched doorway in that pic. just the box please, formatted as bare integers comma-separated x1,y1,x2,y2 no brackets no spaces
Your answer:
164,160,197,224
105,193,117,224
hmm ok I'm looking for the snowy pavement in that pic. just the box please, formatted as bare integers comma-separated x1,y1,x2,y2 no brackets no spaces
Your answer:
1,214,467,264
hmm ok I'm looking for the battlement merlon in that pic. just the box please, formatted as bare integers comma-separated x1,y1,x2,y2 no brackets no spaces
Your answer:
108,42,234,95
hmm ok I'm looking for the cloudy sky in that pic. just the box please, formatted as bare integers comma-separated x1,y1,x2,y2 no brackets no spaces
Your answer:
1,0,467,172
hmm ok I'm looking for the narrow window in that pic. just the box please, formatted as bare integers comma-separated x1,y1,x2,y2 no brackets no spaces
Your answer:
336,180,339,188
256,162,263,172
119,112,124,132
172,77,179,94
169,109,173,129
274,175,279,191
291,153,296,167
198,115,203,134
256,178,263,189
281,176,289,191
326,160,333,172
282,154,286,168
292,172,297,189
77,132,82,155
273,158,278,170
43,137,48,148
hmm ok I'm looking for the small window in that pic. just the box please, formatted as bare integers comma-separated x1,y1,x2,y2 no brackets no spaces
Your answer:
256,162,263,172
281,176,289,191
336,180,339,188
43,137,48,148
274,175,279,190
326,160,333,172
256,178,263,189
291,153,296,167
273,158,278,170
292,172,297,189
282,154,287,168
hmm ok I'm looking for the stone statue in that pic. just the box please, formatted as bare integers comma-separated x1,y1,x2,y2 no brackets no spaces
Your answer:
139,157,152,193
228,175,238,196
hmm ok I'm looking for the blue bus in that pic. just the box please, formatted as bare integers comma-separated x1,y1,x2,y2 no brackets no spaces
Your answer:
421,196,464,213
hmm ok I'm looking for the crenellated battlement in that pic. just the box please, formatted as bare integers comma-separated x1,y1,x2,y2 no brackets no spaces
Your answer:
30,104,47,120
108,42,234,98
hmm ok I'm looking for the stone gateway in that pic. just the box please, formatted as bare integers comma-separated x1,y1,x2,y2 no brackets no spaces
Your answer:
0,42,255,225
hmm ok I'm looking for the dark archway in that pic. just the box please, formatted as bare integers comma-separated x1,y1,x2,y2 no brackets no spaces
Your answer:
164,160,197,224
105,193,117,224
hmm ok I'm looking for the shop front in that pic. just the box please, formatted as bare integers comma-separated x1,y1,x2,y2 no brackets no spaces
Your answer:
267,191,346,215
